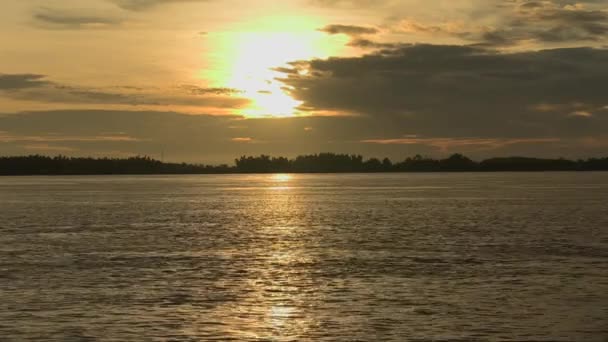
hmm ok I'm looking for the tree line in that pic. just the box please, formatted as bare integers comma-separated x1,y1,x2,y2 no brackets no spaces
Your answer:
1,153,608,175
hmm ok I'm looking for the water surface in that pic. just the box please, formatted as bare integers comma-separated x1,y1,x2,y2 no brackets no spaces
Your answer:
1,173,607,341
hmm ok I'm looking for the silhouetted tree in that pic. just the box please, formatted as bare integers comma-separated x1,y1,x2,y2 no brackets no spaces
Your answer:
0,155,230,175
363,158,383,172
1,154,607,175
440,153,478,171
382,157,393,171
396,154,441,172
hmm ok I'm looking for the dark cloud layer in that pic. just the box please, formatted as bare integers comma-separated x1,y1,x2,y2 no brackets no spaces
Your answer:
0,110,325,162
280,45,608,139
2,109,607,162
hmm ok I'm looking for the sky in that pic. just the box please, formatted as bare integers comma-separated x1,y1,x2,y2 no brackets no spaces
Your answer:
1,0,607,163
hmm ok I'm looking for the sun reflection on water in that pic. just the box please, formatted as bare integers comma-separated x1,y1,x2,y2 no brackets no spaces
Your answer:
271,173,292,182
268,173,294,190
269,305,295,328
176,173,317,339
250,173,317,339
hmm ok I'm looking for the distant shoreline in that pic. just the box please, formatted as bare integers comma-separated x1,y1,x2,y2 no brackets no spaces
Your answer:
3,171,608,177
1,153,607,175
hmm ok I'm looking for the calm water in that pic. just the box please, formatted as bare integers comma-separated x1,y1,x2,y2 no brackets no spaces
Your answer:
1,173,607,341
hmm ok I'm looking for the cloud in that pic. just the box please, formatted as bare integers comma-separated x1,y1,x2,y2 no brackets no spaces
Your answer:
570,110,593,117
372,1,608,47
530,102,602,115
308,0,388,9
0,73,248,109
33,7,123,29
318,24,387,51
231,137,253,142
279,44,608,139
318,24,379,36
346,38,397,49
22,143,78,153
0,74,49,90
108,0,211,11
0,132,141,143
178,85,242,96
394,19,470,35
362,137,561,152
475,0,608,46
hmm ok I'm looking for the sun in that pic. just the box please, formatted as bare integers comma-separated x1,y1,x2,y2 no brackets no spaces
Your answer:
203,16,345,118
226,31,310,117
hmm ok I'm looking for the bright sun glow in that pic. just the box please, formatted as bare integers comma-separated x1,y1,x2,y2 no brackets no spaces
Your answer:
204,16,345,118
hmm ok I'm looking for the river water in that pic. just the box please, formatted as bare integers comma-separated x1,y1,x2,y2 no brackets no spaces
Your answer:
1,173,607,341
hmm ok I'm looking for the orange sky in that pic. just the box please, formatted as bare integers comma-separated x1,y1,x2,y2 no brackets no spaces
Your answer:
1,0,607,161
